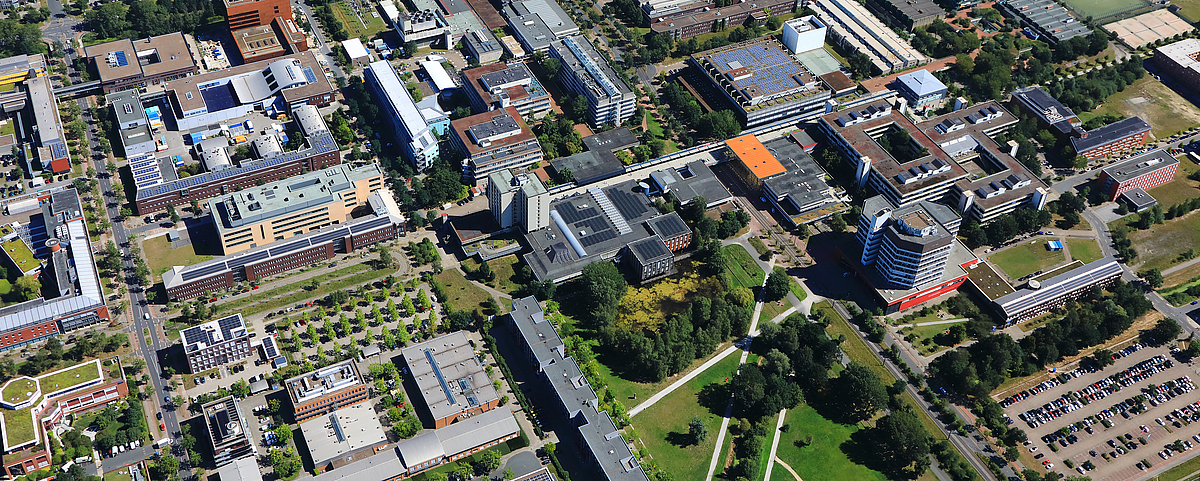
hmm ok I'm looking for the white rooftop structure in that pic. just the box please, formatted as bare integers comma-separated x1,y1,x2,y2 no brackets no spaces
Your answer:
299,402,387,467
343,39,370,62
421,60,456,91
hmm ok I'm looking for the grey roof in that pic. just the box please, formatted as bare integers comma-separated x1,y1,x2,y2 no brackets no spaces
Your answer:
1100,149,1178,183
1011,86,1080,135
435,408,519,456
361,343,381,357
582,128,638,152
298,403,387,467
648,160,732,207
549,129,638,186
182,314,247,352
466,110,522,143
480,65,531,89
1071,116,1152,154
882,0,942,22
628,237,671,264
284,359,362,405
214,455,263,481
203,396,255,464
107,89,148,125
550,35,633,98
895,69,946,97
508,14,558,52
1120,187,1157,210
210,163,382,233
396,431,443,468
645,211,690,240
400,331,500,422
505,0,579,38
993,257,1122,319
998,0,1091,43
508,296,564,370
249,379,269,394
761,137,839,213
311,447,405,481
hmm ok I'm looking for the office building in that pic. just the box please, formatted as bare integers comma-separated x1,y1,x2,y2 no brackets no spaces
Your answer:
27,76,70,174
521,180,692,282
85,34,199,93
398,9,451,45
1120,187,1157,212
866,0,942,29
463,29,503,64
504,0,579,52
894,69,947,106
209,163,385,254
222,0,292,29
366,60,449,171
649,0,797,40
181,314,251,373
285,360,369,423
810,0,930,74
690,38,831,127
134,101,342,214
506,297,650,481
0,189,107,353
163,189,405,300
0,55,69,174
725,134,846,225
232,16,309,64
215,457,262,481
487,169,550,232
1010,86,1082,135
395,409,521,475
105,89,156,156
988,257,1122,324
781,16,827,54
817,95,1048,223
648,160,734,208
1070,116,1151,161
1156,38,1200,90
547,36,636,126
401,331,500,428
461,62,552,119
842,195,978,313
203,396,257,467
299,403,388,472
996,0,1091,45
1097,149,1179,201
450,107,543,181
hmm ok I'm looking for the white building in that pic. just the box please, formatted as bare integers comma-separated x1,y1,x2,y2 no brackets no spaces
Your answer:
366,61,450,171
781,15,827,54
487,169,549,232
343,39,370,67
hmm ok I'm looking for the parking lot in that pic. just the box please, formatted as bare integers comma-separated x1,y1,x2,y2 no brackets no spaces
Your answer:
1001,343,1200,481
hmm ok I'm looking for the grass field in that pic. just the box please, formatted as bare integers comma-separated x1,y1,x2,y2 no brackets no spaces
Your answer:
461,255,522,295
1066,238,1104,264
1081,76,1200,138
104,464,143,481
595,349,735,404
2,378,36,404
1145,156,1200,209
769,403,889,481
904,321,968,356
632,353,742,481
434,269,498,314
143,236,212,278
330,1,387,39
988,239,1068,280
760,299,793,324
215,263,371,312
40,361,100,394
2,407,34,445
821,302,891,381
1173,0,1200,22
723,244,765,290
1127,210,1200,272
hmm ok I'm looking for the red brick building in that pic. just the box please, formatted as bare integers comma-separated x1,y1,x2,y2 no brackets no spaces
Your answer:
1070,116,1152,161
1097,149,1179,201
650,0,796,39
222,0,292,30
285,360,368,422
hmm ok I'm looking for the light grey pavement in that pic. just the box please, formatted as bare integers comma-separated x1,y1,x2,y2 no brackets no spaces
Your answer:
762,407,788,481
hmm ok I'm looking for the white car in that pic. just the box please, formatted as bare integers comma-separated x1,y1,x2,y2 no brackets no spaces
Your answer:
144,313,150,320
1044,463,1053,469
1029,446,1038,452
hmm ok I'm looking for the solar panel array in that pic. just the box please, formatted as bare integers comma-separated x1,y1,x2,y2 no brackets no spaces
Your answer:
114,51,128,67
47,140,68,161
711,43,806,98
200,84,238,113
262,336,278,358
182,325,215,346
302,66,318,85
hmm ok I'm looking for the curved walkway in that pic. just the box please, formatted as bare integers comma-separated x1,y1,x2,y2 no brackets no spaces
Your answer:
773,456,804,481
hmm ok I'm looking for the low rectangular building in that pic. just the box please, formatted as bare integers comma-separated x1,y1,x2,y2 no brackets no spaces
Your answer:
996,0,1091,45
725,134,846,225
105,89,156,156
209,163,385,254
1010,85,1082,135
990,257,1122,323
690,38,830,127
648,160,733,208
1070,116,1151,161
504,0,579,52
449,107,543,181
810,0,930,74
461,62,552,119
286,360,369,423
344,39,370,67
395,409,520,475
650,0,798,40
85,33,199,93
865,0,942,29
400,331,500,428
181,314,252,373
1155,38,1200,90
1097,149,1179,201
203,396,257,467
894,69,946,106
299,402,388,472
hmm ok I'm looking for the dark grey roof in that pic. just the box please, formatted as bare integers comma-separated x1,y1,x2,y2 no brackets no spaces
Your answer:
182,314,247,351
645,211,690,240
882,0,943,22
479,65,531,89
1071,116,1152,153
1120,187,1157,210
628,237,671,264
760,137,839,212
550,151,622,186
1100,149,1178,183
1011,86,1080,135
998,0,1091,43
466,110,522,141
648,160,733,207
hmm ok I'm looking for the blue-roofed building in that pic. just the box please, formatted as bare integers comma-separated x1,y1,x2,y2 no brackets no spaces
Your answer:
894,69,947,106
366,61,450,171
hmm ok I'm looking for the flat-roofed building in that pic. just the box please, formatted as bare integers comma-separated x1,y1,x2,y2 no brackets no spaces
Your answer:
232,17,309,63
299,402,387,472
1070,116,1151,161
27,76,70,173
203,396,257,467
450,107,543,181
894,69,947,106
487,169,549,232
181,314,251,373
648,160,733,208
285,359,369,423
215,456,262,481
866,0,942,29
343,39,370,67
401,331,500,428
996,0,1091,45
781,16,827,54
464,29,503,64
989,257,1122,323
547,36,636,126
690,38,830,127
208,163,385,254
395,409,520,475
105,90,156,156
1120,187,1157,212
366,60,449,171
1156,38,1200,91
810,0,930,74
461,62,551,119
547,128,639,186
650,0,798,40
222,0,292,29
505,0,579,52
1097,149,1179,201
741,135,849,226
1010,86,1082,135
85,34,199,93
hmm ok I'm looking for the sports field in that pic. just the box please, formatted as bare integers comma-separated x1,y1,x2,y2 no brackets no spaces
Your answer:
1061,0,1146,20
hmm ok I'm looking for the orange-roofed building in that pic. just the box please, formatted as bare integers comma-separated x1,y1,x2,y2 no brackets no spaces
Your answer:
726,134,785,190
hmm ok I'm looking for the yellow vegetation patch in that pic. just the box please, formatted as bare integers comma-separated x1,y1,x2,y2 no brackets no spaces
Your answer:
615,273,722,332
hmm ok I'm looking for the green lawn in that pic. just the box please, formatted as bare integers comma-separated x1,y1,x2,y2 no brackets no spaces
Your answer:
760,299,793,324
903,321,968,356
434,269,499,314
632,353,742,481
39,361,100,394
222,265,393,318
462,255,522,295
987,239,1068,280
748,237,769,256
2,378,36,404
217,263,371,312
330,1,387,39
1081,76,1200,138
1066,238,1104,264
788,278,806,303
596,348,735,405
770,403,889,481
1177,0,1200,21
104,464,143,481
0,121,14,137
3,407,35,446
723,244,765,290
143,235,212,277
821,302,891,381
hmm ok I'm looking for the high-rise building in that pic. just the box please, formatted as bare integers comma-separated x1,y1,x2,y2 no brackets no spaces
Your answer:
203,396,257,467
547,36,636,127
857,195,960,290
461,62,552,119
487,169,549,232
366,60,449,171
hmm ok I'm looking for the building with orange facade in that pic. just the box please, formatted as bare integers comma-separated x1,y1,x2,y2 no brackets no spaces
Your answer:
724,133,848,226
223,0,292,30
285,360,369,423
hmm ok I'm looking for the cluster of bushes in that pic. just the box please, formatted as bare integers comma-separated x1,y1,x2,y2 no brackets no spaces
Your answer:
407,238,440,266
1111,226,1138,262
1045,59,1147,114
661,82,742,142
911,20,981,58
959,207,1052,249
724,420,768,479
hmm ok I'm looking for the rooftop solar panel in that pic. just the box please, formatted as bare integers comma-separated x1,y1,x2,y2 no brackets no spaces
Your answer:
308,228,350,245
268,239,312,257
302,66,318,84
180,261,230,281
114,51,128,67
262,336,278,358
557,205,597,224
605,188,650,221
579,229,616,247
200,84,239,113
182,325,213,346
227,249,271,269
348,216,391,233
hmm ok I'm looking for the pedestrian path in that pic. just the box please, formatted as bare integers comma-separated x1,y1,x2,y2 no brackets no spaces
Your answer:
762,408,788,481
774,455,804,481
896,318,969,329
627,345,740,418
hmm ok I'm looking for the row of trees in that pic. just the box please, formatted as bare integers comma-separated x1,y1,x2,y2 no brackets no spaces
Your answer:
911,20,982,59
959,207,1052,249
84,0,217,41
1045,59,1147,114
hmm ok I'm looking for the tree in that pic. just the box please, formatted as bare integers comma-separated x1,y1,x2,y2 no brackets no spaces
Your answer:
230,379,250,398
580,261,627,327
764,268,790,302
14,275,40,301
167,204,179,223
1141,268,1164,289
688,415,708,444
1144,318,1181,345
838,362,888,422
478,449,502,471
870,410,931,479
268,447,301,480
273,425,293,445
827,212,847,233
